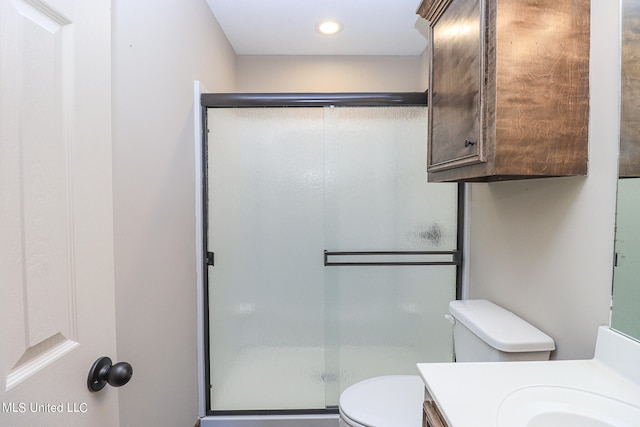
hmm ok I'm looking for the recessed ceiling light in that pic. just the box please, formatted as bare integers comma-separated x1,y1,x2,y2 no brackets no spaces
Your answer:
316,20,342,36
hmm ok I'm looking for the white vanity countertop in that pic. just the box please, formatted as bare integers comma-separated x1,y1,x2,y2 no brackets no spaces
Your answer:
416,327,640,427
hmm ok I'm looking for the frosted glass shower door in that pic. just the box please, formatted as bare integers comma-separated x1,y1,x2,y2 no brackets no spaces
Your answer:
322,107,457,406
207,108,326,411
206,105,458,412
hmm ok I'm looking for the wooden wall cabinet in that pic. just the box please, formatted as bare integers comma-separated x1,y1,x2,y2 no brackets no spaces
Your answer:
621,0,640,178
418,0,590,182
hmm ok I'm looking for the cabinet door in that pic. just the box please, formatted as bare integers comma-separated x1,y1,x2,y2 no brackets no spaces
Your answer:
621,0,640,177
428,0,484,172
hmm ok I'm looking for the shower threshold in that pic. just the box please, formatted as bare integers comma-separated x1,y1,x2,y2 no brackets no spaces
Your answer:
200,413,339,427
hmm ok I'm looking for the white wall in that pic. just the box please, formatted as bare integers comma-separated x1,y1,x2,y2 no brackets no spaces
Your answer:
419,48,429,92
237,55,425,92
111,1,236,426
467,0,620,360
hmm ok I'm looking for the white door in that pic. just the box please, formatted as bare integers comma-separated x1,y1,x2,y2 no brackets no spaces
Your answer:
0,0,120,426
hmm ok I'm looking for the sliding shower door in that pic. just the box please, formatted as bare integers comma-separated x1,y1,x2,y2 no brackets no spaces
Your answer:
321,107,457,406
207,108,327,411
206,104,458,413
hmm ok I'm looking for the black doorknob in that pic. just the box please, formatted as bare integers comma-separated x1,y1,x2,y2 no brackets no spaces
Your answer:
87,357,133,392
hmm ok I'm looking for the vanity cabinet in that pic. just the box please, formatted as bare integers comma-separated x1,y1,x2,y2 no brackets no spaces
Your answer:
417,0,590,182
423,400,449,427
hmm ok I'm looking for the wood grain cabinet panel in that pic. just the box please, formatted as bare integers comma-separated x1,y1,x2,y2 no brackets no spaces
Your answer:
418,0,590,182
621,0,640,178
423,401,449,427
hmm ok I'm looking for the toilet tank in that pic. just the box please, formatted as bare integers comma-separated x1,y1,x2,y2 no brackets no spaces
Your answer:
449,300,555,362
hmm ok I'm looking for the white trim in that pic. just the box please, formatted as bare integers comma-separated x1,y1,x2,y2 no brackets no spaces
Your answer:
194,80,207,417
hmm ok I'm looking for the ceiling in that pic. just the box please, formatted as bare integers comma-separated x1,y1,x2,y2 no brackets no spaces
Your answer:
205,0,430,56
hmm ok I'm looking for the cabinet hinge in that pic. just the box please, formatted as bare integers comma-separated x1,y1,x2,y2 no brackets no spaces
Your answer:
206,251,214,266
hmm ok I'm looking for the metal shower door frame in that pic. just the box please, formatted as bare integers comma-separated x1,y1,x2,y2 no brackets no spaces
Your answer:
199,92,464,416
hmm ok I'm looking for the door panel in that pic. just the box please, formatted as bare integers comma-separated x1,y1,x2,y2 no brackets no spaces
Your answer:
0,0,119,425
2,0,78,390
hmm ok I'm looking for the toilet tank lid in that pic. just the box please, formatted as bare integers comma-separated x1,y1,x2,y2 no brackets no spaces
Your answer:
449,300,556,352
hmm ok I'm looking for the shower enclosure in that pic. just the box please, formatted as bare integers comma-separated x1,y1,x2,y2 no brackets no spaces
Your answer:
201,93,461,417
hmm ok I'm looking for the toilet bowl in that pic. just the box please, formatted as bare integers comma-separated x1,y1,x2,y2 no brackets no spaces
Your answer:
338,375,424,427
337,299,556,427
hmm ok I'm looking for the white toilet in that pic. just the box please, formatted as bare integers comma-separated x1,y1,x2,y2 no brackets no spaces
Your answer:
338,299,556,427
